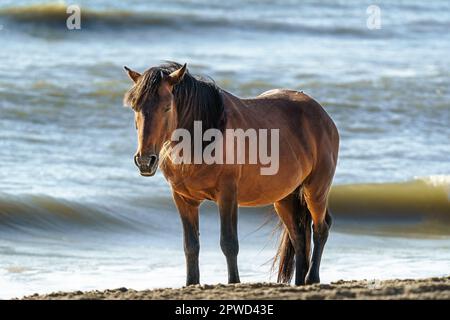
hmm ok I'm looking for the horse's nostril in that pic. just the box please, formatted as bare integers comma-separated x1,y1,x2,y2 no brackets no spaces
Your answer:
148,155,158,168
134,155,140,167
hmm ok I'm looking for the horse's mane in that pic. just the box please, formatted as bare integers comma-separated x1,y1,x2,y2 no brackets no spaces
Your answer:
124,62,226,137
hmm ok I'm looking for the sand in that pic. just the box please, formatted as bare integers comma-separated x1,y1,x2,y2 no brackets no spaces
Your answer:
22,276,450,300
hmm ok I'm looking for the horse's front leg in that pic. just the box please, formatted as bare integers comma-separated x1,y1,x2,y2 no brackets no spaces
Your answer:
172,191,201,286
217,186,240,284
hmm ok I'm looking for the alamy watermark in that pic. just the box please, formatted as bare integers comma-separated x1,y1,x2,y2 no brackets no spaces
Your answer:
366,5,381,30
169,121,280,175
66,5,81,30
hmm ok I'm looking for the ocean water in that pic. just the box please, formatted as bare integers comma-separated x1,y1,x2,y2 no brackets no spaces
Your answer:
0,0,449,298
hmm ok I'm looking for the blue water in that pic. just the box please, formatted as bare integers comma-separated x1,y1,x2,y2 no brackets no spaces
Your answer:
0,0,449,298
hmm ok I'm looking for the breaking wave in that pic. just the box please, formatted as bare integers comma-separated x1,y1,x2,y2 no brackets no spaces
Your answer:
0,3,390,37
0,177,448,234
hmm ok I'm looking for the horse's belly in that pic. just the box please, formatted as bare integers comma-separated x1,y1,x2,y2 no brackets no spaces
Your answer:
236,166,304,206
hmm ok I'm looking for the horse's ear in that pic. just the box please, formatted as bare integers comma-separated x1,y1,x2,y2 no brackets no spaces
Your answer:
124,66,141,83
167,63,187,85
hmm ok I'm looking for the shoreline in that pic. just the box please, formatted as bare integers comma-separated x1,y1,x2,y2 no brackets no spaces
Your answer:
21,276,450,300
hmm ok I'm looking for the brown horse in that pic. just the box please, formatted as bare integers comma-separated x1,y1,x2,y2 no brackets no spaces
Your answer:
123,62,339,285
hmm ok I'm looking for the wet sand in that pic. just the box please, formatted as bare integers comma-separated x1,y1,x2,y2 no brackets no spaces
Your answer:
22,276,450,300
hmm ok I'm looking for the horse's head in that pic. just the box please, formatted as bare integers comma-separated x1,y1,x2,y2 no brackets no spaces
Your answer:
123,63,187,176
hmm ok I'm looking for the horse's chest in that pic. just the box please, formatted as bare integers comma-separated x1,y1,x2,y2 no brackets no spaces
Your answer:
160,164,220,201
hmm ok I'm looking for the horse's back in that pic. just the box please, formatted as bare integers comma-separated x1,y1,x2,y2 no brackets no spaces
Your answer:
230,87,339,164
256,88,338,139
257,88,310,102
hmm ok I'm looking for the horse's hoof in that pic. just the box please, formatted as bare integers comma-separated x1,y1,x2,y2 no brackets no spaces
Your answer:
294,280,306,286
305,273,320,285
186,280,200,286
228,278,241,284
295,270,307,285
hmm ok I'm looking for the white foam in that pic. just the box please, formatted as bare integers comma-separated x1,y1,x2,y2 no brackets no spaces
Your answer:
415,175,450,188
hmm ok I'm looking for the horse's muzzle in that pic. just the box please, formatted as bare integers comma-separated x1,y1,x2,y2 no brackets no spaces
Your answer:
134,154,158,177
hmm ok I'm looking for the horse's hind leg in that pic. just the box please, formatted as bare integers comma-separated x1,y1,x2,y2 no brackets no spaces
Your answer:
303,149,337,284
303,159,335,284
274,191,309,285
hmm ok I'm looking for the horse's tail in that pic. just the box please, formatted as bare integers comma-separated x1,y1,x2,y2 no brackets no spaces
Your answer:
273,222,295,283
273,187,312,283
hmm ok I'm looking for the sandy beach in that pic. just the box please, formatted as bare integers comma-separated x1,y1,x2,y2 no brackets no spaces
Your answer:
22,276,450,300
